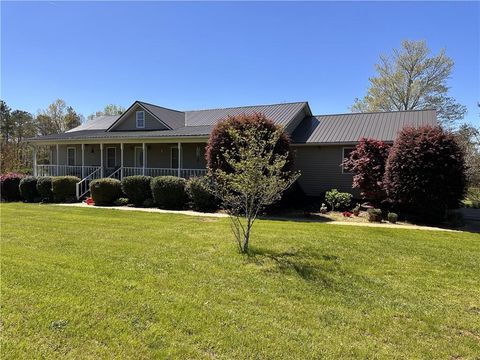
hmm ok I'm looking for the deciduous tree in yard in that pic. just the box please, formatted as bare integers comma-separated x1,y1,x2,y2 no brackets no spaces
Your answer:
342,138,390,202
352,40,466,126
207,114,299,253
384,125,466,222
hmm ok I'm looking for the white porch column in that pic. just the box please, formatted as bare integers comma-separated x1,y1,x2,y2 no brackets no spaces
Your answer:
142,142,146,176
56,144,59,176
32,145,37,176
81,144,85,178
120,143,124,179
100,143,104,177
177,142,181,177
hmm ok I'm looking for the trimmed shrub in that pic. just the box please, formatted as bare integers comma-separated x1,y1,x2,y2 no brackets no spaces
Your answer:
324,189,352,211
37,177,53,202
342,138,390,201
206,113,293,173
121,175,152,205
52,176,80,202
114,197,129,206
151,176,187,209
367,208,382,222
142,198,154,208
186,177,217,212
384,126,466,222
90,178,122,206
19,176,39,202
0,173,25,201
387,212,398,224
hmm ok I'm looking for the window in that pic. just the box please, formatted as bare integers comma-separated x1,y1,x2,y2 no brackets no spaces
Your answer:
106,147,116,168
171,147,179,169
134,147,144,167
136,111,145,128
342,147,355,174
67,147,76,166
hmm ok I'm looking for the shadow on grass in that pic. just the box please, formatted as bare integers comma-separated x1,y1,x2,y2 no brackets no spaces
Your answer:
246,246,342,287
258,212,334,224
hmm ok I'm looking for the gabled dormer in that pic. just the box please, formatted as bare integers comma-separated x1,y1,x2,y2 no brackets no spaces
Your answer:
107,101,185,131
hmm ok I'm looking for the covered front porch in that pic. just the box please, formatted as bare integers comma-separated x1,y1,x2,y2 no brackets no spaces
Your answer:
32,141,208,180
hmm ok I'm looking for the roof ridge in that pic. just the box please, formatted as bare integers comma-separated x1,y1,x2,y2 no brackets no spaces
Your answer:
137,100,185,114
185,101,308,113
313,108,436,117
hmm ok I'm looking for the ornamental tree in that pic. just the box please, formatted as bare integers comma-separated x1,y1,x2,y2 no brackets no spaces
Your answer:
384,125,466,222
342,138,390,202
207,114,299,253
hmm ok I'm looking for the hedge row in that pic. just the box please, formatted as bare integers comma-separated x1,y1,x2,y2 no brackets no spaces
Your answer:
89,175,217,211
1,174,80,203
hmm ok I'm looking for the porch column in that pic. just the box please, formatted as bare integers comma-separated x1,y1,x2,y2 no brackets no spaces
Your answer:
32,145,37,176
56,144,59,176
100,143,104,177
142,142,146,176
120,143,124,179
81,144,85,178
177,142,181,177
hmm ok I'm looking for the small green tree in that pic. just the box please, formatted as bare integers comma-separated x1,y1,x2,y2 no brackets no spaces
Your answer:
208,116,299,253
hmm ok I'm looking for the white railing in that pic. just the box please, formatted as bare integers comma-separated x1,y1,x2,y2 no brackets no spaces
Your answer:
36,165,100,178
107,168,122,180
76,167,102,199
180,168,207,178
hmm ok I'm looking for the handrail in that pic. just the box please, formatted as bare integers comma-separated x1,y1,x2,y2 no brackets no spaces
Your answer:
75,167,102,199
107,167,122,180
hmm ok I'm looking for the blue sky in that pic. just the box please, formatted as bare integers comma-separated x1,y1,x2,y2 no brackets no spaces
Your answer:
2,1,479,125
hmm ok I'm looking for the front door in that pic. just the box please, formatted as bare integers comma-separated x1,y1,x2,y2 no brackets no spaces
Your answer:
135,147,144,167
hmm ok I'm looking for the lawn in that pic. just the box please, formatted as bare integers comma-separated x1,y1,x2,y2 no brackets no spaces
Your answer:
1,203,479,359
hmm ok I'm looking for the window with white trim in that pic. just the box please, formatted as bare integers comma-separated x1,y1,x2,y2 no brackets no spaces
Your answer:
67,147,76,166
136,111,145,128
342,147,355,174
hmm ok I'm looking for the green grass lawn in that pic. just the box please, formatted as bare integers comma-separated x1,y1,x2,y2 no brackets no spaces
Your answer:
1,203,479,359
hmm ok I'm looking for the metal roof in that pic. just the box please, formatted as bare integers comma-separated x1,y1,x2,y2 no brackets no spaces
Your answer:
31,126,213,141
185,102,308,127
66,115,119,132
137,101,185,129
292,109,437,144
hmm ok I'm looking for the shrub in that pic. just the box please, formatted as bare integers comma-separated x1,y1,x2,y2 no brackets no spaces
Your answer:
342,138,390,201
384,126,466,222
387,212,398,224
320,203,328,214
52,176,80,202
206,113,293,173
151,176,187,209
36,176,53,202
114,197,129,206
0,173,25,201
367,208,382,222
19,176,39,202
121,176,152,205
324,189,352,211
142,198,154,208
185,177,217,212
90,178,122,206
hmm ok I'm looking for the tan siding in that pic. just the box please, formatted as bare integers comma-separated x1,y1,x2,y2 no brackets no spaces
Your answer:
112,105,168,131
293,145,358,197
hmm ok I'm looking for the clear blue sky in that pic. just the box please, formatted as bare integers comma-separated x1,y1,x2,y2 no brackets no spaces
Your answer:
2,1,479,125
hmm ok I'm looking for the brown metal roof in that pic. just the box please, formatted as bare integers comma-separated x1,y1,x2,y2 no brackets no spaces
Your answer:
292,109,437,144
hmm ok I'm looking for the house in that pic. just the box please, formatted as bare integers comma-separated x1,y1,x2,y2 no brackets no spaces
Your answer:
28,101,436,198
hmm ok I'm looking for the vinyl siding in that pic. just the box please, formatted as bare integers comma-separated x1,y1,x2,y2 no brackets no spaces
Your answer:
293,145,359,197
111,105,169,131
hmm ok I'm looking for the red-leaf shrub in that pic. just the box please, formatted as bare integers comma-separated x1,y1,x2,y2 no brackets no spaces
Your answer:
384,126,466,222
342,138,390,201
0,172,25,201
206,113,292,173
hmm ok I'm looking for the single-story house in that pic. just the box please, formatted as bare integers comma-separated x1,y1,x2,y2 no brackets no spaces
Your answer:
28,100,436,198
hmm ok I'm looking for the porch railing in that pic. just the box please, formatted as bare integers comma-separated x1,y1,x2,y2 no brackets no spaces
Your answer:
75,167,102,199
36,165,100,177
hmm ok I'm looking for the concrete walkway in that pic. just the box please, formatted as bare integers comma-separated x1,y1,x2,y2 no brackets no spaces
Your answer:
56,203,458,232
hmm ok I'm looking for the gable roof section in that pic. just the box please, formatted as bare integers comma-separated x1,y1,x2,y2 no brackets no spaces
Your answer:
185,102,309,128
107,101,185,131
292,109,437,144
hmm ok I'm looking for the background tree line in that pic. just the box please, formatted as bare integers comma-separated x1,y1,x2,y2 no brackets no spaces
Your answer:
0,100,125,173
